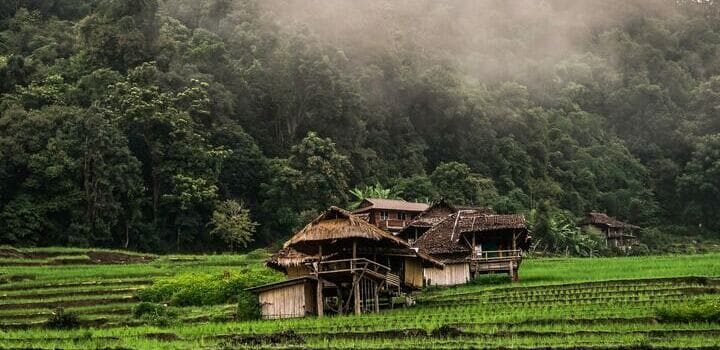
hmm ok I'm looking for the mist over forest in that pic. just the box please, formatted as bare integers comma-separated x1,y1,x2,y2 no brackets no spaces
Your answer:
0,0,719,254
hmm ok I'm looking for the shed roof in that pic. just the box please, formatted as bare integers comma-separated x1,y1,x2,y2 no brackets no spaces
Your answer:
581,212,640,229
353,198,429,213
245,276,317,293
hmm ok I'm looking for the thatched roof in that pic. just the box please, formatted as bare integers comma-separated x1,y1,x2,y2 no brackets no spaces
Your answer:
265,248,337,272
284,206,409,253
413,211,529,255
353,198,429,213
581,212,640,229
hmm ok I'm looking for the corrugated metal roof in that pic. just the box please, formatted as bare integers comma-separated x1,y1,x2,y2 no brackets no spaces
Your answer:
354,198,429,212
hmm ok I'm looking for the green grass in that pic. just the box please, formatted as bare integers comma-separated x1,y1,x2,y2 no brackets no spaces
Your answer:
0,251,718,349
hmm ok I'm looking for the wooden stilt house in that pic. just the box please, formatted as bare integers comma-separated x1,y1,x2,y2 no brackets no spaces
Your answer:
397,199,493,243
413,210,530,285
249,206,442,319
580,212,640,251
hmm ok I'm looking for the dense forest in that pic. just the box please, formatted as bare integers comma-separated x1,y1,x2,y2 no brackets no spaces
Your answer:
1,0,719,254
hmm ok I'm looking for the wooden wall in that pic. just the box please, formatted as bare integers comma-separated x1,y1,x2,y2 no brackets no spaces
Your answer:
258,282,315,319
424,263,470,286
286,265,311,278
404,257,424,288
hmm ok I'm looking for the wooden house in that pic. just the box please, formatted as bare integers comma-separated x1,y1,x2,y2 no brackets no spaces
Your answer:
249,206,442,319
397,199,492,243
580,212,640,251
413,210,530,285
353,198,429,232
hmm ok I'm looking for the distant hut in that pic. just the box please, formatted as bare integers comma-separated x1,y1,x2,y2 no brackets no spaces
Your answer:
414,211,530,285
353,198,429,232
580,212,640,251
249,206,442,319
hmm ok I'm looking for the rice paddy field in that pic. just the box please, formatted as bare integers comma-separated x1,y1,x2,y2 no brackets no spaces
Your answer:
1,247,719,349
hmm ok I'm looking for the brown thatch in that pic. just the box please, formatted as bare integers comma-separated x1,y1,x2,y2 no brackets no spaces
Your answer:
265,248,337,272
284,206,410,253
581,212,640,230
413,211,529,255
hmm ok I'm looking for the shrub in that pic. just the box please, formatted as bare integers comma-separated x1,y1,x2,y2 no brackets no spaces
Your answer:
237,290,261,321
132,302,177,326
139,268,282,307
656,297,720,323
45,308,80,329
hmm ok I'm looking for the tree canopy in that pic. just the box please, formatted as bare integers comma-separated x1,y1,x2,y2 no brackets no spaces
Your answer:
1,0,718,252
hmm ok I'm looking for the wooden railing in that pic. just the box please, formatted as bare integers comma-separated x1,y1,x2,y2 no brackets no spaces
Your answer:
313,258,391,275
470,250,522,262
385,272,400,287
378,219,409,230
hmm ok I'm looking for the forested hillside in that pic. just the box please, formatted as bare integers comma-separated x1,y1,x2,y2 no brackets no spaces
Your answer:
1,0,719,252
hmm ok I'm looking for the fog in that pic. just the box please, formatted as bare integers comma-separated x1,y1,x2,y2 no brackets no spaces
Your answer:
260,0,679,82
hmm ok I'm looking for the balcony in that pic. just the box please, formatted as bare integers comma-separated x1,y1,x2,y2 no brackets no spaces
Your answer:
378,219,410,231
309,258,400,288
469,250,522,273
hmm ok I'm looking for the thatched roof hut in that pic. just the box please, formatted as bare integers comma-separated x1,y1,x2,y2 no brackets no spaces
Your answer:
580,212,640,230
413,211,530,257
282,206,444,267
284,206,410,254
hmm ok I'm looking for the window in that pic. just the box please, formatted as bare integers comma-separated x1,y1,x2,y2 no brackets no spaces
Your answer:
397,212,406,220
380,211,389,220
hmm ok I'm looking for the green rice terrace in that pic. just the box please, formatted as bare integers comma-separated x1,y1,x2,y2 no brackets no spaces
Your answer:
1,247,719,349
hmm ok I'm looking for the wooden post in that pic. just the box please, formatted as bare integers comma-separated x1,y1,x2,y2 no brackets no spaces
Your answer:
353,240,361,315
512,230,518,251
374,281,380,312
471,233,476,256
509,261,518,282
316,245,323,317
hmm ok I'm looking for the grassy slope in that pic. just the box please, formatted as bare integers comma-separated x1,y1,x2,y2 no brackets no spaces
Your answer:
0,251,718,349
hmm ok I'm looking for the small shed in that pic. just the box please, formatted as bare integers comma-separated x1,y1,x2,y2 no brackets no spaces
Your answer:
246,277,317,319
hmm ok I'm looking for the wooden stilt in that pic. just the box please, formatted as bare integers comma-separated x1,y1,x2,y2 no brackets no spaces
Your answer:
353,240,361,315
373,281,380,312
316,245,323,317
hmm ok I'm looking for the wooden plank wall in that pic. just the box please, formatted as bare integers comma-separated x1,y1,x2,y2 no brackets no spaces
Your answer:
259,283,310,319
404,257,424,288
424,263,470,286
286,265,311,278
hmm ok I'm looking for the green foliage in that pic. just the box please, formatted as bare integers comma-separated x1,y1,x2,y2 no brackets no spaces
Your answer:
44,308,80,329
531,202,605,256
138,269,281,307
656,297,720,323
1,0,720,252
236,290,261,321
132,302,177,326
393,175,438,203
349,183,398,209
209,200,257,250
